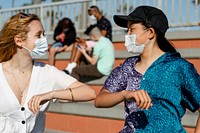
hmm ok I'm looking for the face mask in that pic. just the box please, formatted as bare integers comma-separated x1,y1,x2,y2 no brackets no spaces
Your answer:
89,15,97,25
125,30,148,55
23,37,48,59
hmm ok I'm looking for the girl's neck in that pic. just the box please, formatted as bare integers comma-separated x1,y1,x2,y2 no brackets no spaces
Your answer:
10,54,33,73
139,45,165,66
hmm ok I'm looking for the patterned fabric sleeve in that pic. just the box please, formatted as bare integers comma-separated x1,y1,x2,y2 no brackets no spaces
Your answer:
103,63,127,93
99,18,110,31
181,62,200,112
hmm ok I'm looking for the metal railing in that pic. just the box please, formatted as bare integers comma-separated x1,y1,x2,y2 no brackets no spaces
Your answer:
0,0,199,37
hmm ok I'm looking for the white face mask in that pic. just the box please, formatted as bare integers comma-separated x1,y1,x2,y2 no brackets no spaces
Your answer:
89,15,97,25
125,30,148,55
23,37,48,59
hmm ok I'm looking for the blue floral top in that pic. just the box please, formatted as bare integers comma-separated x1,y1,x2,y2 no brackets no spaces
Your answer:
103,52,200,133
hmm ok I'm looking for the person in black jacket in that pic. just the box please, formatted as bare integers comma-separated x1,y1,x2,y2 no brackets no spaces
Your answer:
49,18,76,66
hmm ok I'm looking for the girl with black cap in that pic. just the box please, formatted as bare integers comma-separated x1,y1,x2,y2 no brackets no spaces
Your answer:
95,5,200,133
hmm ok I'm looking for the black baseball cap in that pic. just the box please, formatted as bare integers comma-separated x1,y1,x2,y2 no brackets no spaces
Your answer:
113,6,169,34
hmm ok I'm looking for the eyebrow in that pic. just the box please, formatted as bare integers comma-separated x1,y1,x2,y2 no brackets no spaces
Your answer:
35,30,45,35
128,24,136,29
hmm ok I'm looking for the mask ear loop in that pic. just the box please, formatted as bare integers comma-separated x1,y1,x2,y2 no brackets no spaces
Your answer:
143,28,151,46
136,28,149,37
22,46,37,55
133,28,149,46
22,46,31,52
142,39,150,47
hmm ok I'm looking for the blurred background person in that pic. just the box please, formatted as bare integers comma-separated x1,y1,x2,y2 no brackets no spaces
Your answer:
48,17,76,66
64,40,95,74
88,5,112,41
69,25,115,82
88,6,97,25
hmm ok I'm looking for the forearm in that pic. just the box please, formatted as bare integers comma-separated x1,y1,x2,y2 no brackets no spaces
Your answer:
28,82,96,114
95,90,125,108
82,52,93,64
52,84,96,102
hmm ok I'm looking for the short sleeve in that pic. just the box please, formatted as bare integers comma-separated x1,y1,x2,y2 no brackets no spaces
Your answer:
98,19,110,31
52,67,77,90
181,63,200,112
103,64,127,93
93,42,102,57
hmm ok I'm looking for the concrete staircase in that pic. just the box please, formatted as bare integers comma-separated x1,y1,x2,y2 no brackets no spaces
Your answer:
37,36,200,133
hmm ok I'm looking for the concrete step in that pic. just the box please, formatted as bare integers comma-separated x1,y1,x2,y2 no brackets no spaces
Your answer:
48,101,124,120
47,101,198,127
46,101,198,133
44,129,71,133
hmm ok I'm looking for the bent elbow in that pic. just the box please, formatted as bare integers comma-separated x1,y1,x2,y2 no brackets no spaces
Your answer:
92,92,96,100
94,101,99,108
89,89,96,100
94,99,102,108
91,62,96,65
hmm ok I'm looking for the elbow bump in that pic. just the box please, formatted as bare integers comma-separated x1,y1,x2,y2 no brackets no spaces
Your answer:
90,90,96,100
94,100,101,108
92,92,96,100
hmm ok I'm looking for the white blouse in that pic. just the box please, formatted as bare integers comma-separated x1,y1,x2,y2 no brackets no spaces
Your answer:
0,61,77,133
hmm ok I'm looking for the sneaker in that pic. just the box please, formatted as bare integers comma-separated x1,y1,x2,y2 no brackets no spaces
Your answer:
65,63,72,71
65,62,77,74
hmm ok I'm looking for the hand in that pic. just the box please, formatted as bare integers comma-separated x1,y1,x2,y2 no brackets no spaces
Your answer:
85,47,92,52
28,92,53,114
57,46,67,52
56,34,64,40
77,45,86,54
123,90,152,110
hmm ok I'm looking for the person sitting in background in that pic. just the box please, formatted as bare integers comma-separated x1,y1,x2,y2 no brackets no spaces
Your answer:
64,34,96,74
48,17,76,66
68,4,113,60
0,12,95,133
88,6,97,25
88,5,112,41
64,5,113,75
69,25,115,82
